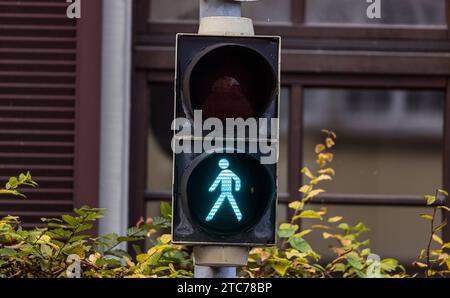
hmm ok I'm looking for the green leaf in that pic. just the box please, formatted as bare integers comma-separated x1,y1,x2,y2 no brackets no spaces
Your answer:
288,236,312,253
0,248,17,257
277,224,298,238
381,258,398,273
346,252,362,270
68,235,90,243
62,215,78,226
333,263,346,272
160,202,172,219
6,177,18,190
148,250,163,266
293,210,322,220
105,249,129,259
40,244,52,257
75,223,93,233
354,222,369,233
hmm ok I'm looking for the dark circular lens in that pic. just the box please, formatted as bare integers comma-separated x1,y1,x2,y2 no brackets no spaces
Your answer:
184,152,275,235
185,44,276,121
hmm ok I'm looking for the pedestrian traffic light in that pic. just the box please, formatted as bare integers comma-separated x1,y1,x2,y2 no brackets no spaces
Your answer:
172,34,281,246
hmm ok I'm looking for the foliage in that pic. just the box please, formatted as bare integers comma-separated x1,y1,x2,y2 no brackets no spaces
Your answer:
240,130,406,278
0,177,192,278
412,189,450,277
0,131,449,278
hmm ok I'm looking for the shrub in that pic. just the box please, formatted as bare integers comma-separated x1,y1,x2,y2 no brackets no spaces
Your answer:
0,131,449,278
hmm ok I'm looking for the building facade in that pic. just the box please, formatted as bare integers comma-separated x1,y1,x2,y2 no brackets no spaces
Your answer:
1,0,450,263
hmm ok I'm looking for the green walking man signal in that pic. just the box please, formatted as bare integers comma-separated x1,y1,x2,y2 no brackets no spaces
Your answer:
206,159,243,222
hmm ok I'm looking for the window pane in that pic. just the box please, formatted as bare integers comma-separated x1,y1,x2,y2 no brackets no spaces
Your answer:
150,0,198,21
242,0,291,24
303,88,444,196
305,0,446,26
147,84,174,192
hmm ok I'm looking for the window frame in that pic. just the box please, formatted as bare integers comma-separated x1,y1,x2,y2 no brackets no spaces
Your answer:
288,76,448,206
145,0,450,40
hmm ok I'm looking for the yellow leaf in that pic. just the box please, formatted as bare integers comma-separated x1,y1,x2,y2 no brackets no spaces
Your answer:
298,185,312,194
420,214,433,220
323,153,334,162
322,232,333,239
304,189,325,201
318,168,335,176
328,216,343,223
316,153,334,167
295,229,312,238
293,210,322,220
425,195,436,205
124,256,135,267
311,174,332,185
432,234,443,245
259,250,271,262
325,137,335,148
137,253,150,263
317,207,327,216
413,261,428,268
301,167,316,179
310,224,330,230
279,223,299,233
438,189,449,196
160,234,172,244
288,201,304,211
272,261,291,277
147,246,158,256
438,205,450,212
315,144,326,154
286,249,304,260
340,239,352,246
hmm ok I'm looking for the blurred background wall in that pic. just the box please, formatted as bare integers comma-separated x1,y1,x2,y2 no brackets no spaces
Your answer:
134,0,449,263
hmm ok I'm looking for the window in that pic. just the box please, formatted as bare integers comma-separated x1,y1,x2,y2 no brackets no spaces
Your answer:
150,0,198,21
303,88,444,196
305,0,446,26
132,0,450,255
301,88,445,261
147,84,173,193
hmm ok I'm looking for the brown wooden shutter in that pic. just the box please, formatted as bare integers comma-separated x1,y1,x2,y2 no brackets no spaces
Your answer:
0,0,102,228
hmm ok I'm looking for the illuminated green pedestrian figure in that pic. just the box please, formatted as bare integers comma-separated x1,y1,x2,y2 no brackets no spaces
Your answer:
206,159,243,222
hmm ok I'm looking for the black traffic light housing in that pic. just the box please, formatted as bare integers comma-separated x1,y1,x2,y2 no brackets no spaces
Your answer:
172,34,281,246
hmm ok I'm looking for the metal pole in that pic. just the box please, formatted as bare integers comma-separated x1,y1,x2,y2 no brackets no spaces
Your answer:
199,0,242,18
194,0,253,279
194,265,236,278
